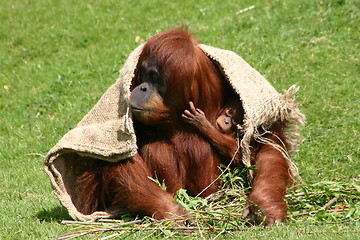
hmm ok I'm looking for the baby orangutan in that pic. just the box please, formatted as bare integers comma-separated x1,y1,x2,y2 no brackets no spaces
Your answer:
182,99,243,165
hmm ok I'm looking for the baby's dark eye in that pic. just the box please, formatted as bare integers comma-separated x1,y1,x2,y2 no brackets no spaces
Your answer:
226,108,235,117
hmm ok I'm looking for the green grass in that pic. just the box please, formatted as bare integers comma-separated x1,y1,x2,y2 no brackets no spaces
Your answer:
0,0,359,239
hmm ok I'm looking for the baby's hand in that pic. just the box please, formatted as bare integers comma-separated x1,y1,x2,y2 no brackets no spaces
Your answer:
182,101,206,128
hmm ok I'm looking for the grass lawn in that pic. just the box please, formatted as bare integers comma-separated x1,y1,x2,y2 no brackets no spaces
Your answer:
0,0,359,239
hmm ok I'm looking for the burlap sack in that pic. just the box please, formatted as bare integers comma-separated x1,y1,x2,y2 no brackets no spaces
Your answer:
44,43,305,222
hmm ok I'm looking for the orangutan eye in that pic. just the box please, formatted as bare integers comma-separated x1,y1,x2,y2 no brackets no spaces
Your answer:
148,68,160,80
226,108,234,116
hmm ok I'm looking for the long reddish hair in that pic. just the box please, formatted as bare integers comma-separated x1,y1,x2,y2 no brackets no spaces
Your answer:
77,28,231,215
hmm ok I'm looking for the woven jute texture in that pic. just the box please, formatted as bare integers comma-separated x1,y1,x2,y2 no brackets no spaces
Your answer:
44,44,305,222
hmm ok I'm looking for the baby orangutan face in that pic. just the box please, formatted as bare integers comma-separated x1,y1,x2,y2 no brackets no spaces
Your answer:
216,107,238,134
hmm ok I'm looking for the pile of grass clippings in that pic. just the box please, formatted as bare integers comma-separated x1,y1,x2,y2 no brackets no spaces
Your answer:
55,166,360,240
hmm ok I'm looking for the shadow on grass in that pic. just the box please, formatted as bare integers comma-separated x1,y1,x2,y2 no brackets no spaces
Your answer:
36,206,71,223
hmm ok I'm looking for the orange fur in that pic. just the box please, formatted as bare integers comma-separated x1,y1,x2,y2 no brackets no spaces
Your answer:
77,29,293,226
248,125,293,226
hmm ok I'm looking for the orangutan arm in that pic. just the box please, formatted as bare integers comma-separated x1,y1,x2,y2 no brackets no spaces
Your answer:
182,102,241,165
246,126,294,226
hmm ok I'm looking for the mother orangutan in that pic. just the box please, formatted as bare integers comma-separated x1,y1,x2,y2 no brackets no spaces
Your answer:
77,28,294,226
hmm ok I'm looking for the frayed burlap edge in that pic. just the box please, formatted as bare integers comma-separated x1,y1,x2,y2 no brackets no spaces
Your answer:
200,44,305,181
44,45,143,221
44,44,305,222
